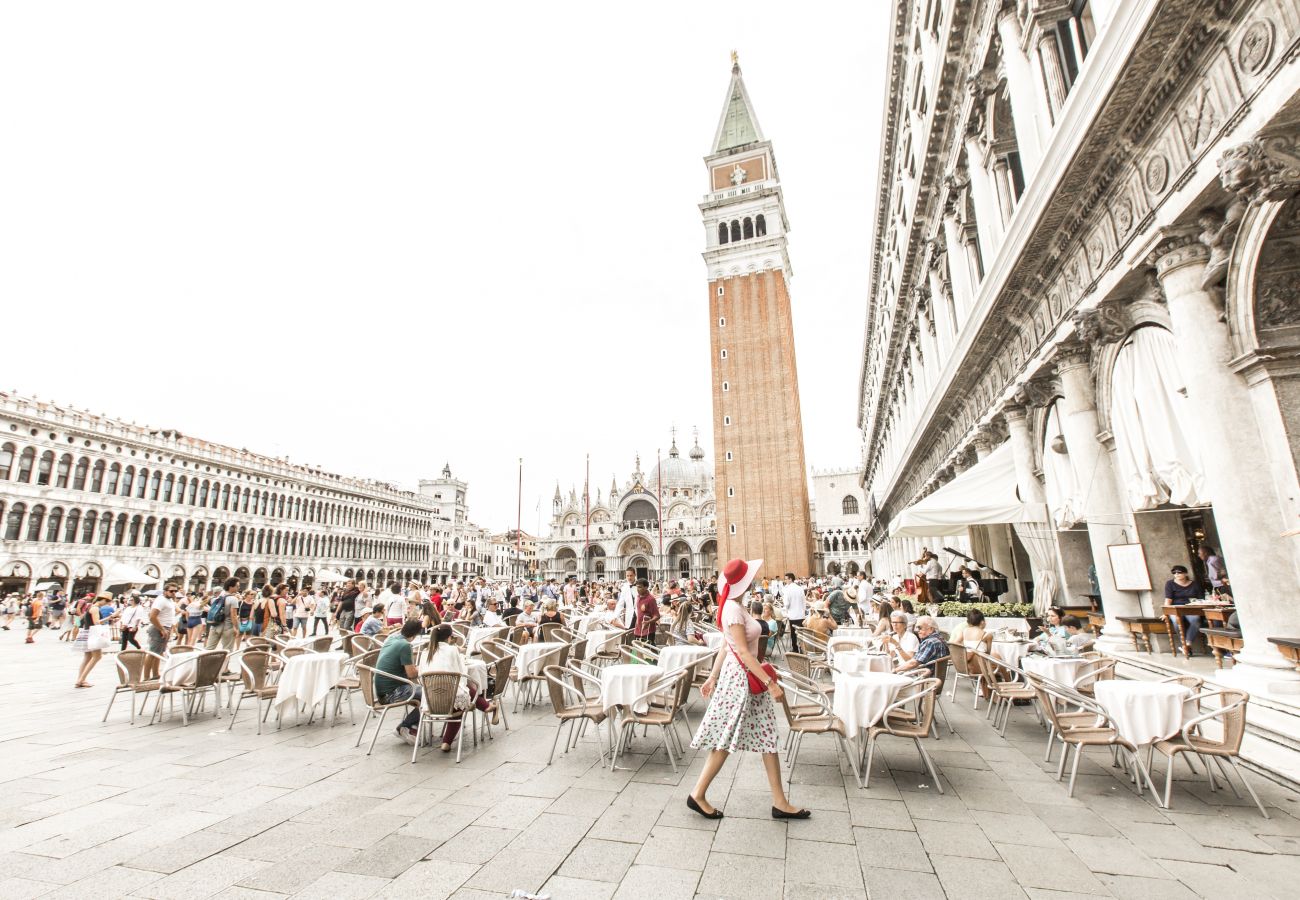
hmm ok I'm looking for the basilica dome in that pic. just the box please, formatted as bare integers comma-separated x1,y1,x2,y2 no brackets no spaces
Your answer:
647,435,713,493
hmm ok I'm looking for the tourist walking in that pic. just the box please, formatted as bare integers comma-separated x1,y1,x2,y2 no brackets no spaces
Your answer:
143,585,178,681
688,558,809,821
73,593,114,688
119,595,146,649
312,589,332,635
205,578,240,651
24,592,45,643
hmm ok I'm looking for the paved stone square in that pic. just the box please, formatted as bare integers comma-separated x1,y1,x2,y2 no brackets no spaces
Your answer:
2,633,1299,899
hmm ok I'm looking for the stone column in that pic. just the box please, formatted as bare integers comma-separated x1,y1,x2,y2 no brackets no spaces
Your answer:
996,10,1046,171
1151,235,1300,690
992,157,1015,227
964,137,1002,263
1035,29,1069,116
1054,341,1144,649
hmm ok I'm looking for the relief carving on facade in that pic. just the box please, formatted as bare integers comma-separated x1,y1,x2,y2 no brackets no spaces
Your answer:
1072,300,1129,348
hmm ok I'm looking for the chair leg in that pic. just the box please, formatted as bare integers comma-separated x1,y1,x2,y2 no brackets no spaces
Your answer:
354,709,372,748
548,718,564,765
863,734,877,789
1213,756,1241,799
787,732,803,785
228,695,243,732
838,734,862,787
1056,739,1070,781
661,726,678,773
914,738,944,794
1067,744,1083,798
411,717,423,764
1045,725,1056,763
367,707,390,756
1226,757,1270,819
103,690,118,723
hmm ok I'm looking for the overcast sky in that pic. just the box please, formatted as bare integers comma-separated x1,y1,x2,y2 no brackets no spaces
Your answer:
1,2,887,533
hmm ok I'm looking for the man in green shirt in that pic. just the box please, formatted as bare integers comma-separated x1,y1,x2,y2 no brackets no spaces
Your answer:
374,620,422,744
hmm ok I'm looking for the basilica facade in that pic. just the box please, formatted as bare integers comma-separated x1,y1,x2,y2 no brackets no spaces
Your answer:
858,0,1300,693
538,433,718,583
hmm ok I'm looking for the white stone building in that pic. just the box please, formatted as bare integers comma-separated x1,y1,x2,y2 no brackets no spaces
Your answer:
811,467,869,577
858,0,1300,694
539,433,719,582
418,465,491,583
0,392,437,595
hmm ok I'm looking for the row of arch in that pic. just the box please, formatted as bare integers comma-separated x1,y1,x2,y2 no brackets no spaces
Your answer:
0,501,428,563
0,444,429,535
823,534,865,553
717,214,767,245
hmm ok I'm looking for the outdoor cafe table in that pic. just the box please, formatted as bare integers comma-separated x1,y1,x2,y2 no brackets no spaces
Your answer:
702,631,724,649
273,651,346,714
420,658,488,691
1093,680,1194,746
600,663,666,714
513,641,566,678
585,629,621,656
834,649,892,676
657,643,716,672
831,670,913,734
467,626,500,653
827,632,875,662
1022,655,1094,689
991,639,1030,669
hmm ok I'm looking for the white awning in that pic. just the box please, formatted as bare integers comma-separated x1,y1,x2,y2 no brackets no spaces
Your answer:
102,561,159,586
890,443,1048,537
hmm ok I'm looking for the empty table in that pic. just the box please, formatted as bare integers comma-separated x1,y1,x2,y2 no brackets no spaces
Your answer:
835,649,892,676
831,671,914,734
585,629,622,656
991,639,1030,669
468,627,501,653
600,663,666,714
513,641,566,678
657,643,716,672
274,651,346,714
1022,655,1094,689
1093,681,1193,746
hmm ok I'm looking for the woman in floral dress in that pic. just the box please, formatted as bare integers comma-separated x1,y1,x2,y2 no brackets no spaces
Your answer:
688,558,810,821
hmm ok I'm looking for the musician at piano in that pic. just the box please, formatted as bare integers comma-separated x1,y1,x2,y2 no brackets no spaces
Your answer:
958,567,984,601
1164,565,1206,652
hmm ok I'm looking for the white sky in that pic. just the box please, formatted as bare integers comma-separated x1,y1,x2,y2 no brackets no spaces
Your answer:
0,2,887,533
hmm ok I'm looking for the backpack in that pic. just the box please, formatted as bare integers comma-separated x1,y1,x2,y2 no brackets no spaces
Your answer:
206,595,228,625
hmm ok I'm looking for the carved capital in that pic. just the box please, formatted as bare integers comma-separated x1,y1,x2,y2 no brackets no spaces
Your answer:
1071,300,1128,347
1053,337,1092,374
1144,229,1208,277
1002,401,1031,424
1218,136,1300,206
1012,378,1056,409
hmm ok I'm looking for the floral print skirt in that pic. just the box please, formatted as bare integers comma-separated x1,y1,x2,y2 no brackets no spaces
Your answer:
691,653,778,754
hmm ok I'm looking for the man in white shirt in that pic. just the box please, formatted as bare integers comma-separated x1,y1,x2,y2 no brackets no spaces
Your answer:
781,573,808,653
144,585,178,680
482,600,505,628
615,568,637,641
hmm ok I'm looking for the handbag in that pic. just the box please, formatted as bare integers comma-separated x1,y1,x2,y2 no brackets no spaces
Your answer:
238,619,253,634
86,624,110,652
728,642,778,694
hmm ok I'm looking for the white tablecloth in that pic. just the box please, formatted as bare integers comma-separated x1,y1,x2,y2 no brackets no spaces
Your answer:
585,629,621,655
991,640,1030,669
827,635,873,662
160,653,198,686
513,641,566,677
468,626,500,653
702,631,724,649
1022,655,1093,688
420,658,488,692
835,627,875,644
274,651,346,712
832,671,913,734
657,644,716,672
569,613,601,634
600,664,666,714
835,649,892,675
1094,681,1193,746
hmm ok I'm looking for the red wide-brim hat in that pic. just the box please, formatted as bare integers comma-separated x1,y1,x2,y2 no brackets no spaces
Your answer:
719,558,762,601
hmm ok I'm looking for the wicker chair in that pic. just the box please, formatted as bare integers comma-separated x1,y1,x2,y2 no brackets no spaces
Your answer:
539,622,565,643
1152,689,1267,817
308,636,334,653
971,649,1037,736
411,671,465,763
354,661,419,755
543,664,609,766
478,652,514,735
796,629,831,677
611,669,688,772
775,672,860,785
1024,671,1109,765
945,644,983,709
861,678,944,792
103,649,163,724
1070,658,1117,696
151,650,228,726
351,633,381,654
227,650,280,734
783,653,834,697
588,630,624,667
168,644,197,655
514,643,565,712
631,640,661,662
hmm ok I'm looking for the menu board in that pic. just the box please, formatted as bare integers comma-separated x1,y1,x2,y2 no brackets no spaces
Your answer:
1107,543,1152,592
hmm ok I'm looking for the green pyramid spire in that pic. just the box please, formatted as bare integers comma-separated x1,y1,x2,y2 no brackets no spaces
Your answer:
711,54,764,153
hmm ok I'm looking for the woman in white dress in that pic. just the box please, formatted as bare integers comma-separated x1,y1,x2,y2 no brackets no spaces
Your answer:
688,559,809,821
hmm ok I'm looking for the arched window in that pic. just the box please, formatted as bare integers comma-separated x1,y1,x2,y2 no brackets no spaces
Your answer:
0,442,14,480
206,523,216,551
143,516,155,546
221,484,231,510
120,465,134,497
17,447,35,483
217,524,227,551
45,507,63,542
170,519,181,548
128,515,142,547
98,512,112,544
55,454,72,488
26,505,46,541
90,460,105,492
743,217,753,239
64,508,81,543
198,480,210,507
718,223,729,245
823,537,831,552
4,502,25,540
186,478,198,505
73,457,89,490
755,214,766,236
82,510,97,544
157,518,169,548
841,495,860,515
105,463,121,495
730,220,741,242
36,451,54,486
161,472,174,502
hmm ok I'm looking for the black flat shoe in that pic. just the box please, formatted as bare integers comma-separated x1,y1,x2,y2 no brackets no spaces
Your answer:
687,795,723,819
771,806,811,819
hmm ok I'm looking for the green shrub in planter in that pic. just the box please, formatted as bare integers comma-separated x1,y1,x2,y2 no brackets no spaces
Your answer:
936,600,1033,619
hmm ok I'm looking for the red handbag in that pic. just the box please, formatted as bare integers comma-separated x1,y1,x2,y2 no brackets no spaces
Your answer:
729,643,778,694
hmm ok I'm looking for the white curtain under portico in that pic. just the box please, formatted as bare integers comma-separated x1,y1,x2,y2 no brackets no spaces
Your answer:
891,443,1059,609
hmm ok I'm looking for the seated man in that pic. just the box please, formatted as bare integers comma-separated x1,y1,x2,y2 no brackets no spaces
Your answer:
1062,615,1095,652
896,616,948,676
596,596,623,629
517,601,540,640
481,600,505,628
806,607,837,639
374,620,423,744
361,604,386,637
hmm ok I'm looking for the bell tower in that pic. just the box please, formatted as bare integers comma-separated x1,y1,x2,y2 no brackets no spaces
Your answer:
702,54,814,576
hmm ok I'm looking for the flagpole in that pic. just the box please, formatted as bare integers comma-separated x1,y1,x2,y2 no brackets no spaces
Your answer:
516,458,523,583
656,447,663,586
584,453,590,586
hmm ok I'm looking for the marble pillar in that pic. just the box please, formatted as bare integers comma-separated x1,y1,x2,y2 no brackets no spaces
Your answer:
1054,341,1145,649
1152,237,1300,691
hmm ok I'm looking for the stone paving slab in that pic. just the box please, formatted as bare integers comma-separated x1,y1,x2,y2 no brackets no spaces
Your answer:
3,630,1300,898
